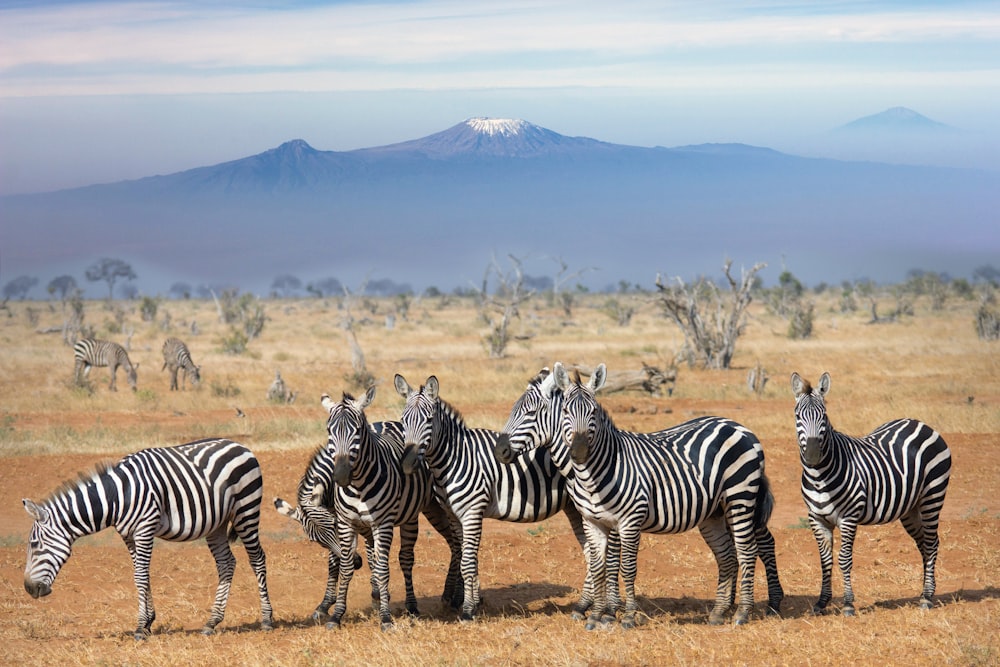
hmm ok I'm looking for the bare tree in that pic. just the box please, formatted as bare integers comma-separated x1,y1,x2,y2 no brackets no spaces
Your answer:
3,275,38,301
474,253,535,358
545,256,597,318
340,279,375,389
654,259,766,370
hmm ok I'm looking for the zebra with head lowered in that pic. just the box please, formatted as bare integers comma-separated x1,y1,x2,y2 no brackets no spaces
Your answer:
543,362,777,628
161,337,200,390
276,387,462,630
73,338,138,391
791,372,951,616
22,438,273,640
495,366,783,628
394,373,606,623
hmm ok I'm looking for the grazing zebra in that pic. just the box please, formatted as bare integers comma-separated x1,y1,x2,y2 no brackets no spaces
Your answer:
549,362,774,628
495,367,783,626
791,372,951,615
394,373,604,622
73,338,138,391
276,388,462,630
22,438,273,640
161,337,200,390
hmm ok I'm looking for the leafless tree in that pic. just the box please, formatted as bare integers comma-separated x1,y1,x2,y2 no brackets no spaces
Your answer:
654,259,766,370
340,278,375,388
474,253,535,358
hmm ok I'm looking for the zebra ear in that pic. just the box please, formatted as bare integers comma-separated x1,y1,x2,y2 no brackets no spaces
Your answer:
552,362,570,391
359,385,376,410
320,393,336,413
393,374,411,399
23,499,48,522
818,372,831,396
539,369,557,399
425,376,439,401
589,363,608,392
790,372,806,398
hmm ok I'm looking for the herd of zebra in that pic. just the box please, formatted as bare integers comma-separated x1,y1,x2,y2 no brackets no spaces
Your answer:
22,365,952,640
72,337,200,392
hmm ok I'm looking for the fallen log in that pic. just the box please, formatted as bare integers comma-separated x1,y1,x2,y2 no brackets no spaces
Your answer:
567,362,676,397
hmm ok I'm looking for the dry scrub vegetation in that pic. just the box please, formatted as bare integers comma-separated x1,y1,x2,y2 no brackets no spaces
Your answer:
1,290,998,666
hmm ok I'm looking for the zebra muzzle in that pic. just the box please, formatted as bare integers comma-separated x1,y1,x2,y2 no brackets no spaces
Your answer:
333,457,352,487
24,579,51,599
570,432,590,464
803,437,823,466
400,444,421,474
494,434,513,464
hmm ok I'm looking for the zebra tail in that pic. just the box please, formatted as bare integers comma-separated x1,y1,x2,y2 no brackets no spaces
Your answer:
754,474,775,531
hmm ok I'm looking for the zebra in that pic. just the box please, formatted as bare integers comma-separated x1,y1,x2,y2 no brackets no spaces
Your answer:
275,388,462,630
547,362,775,628
495,366,784,627
161,337,200,390
791,372,952,615
22,438,273,640
394,373,606,622
73,338,138,392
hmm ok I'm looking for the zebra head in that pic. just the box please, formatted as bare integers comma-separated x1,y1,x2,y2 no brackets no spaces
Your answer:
188,365,201,387
791,371,832,467
394,373,440,475
553,362,607,465
322,387,376,488
273,483,342,555
22,499,73,599
496,368,559,464
126,362,139,392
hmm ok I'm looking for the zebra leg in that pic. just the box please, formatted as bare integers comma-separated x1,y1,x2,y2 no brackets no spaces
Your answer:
236,522,273,631
563,503,596,619
422,502,463,610
699,518,737,625
606,529,623,614
617,525,642,629
370,525,396,630
458,512,486,622
728,507,758,625
755,524,784,615
903,506,940,610
837,521,859,617
203,530,238,634
314,550,340,620
125,534,156,640
109,362,118,391
169,366,179,391
809,516,835,614
581,522,612,630
327,532,359,630
398,518,420,618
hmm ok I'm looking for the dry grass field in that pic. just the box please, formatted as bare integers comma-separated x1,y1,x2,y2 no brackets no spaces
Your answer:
1,289,998,666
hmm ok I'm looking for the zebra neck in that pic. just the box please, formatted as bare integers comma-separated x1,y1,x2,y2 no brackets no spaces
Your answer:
424,404,464,470
54,466,125,538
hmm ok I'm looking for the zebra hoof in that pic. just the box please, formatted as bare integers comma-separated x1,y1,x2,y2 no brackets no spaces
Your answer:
133,629,150,641
733,613,750,626
200,626,216,636
919,599,933,610
570,610,586,622
261,621,274,631
766,603,782,617
405,604,420,617
708,613,726,626
325,620,341,630
842,606,856,617
620,617,636,630
811,604,827,616
380,618,395,632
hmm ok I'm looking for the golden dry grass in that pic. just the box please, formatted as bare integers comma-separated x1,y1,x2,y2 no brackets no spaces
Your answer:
1,290,998,666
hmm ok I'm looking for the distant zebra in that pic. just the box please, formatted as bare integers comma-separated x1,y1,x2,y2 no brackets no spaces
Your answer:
495,367,783,627
161,337,200,390
276,388,461,630
548,362,774,628
791,372,951,615
22,438,273,639
73,338,138,391
394,373,604,622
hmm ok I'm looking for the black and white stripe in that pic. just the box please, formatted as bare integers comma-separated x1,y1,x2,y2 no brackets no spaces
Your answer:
73,338,138,391
394,373,601,622
791,372,951,615
277,388,461,630
496,367,784,627
548,362,776,628
161,337,200,390
22,438,273,639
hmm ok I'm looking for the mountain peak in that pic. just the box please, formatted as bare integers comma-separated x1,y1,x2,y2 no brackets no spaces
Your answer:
464,117,530,137
836,107,954,133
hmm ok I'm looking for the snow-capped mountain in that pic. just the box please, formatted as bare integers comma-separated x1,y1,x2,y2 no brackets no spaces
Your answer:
2,117,996,295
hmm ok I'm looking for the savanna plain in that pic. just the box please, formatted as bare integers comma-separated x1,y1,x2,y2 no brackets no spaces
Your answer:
0,289,998,666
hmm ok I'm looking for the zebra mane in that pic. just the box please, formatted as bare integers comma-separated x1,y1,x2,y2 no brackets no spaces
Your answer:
43,460,117,505
800,379,814,394
436,396,469,429
297,443,332,500
531,368,551,385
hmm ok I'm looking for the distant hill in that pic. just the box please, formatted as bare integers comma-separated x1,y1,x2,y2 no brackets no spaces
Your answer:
834,107,957,134
2,117,996,295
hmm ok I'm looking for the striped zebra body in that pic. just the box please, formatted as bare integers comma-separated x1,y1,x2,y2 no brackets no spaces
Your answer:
161,337,200,390
551,362,772,628
73,338,138,391
394,373,597,622
22,438,273,639
791,372,951,615
496,367,783,626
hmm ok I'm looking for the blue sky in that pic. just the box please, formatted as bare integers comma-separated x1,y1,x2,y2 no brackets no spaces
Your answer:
1,0,999,195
